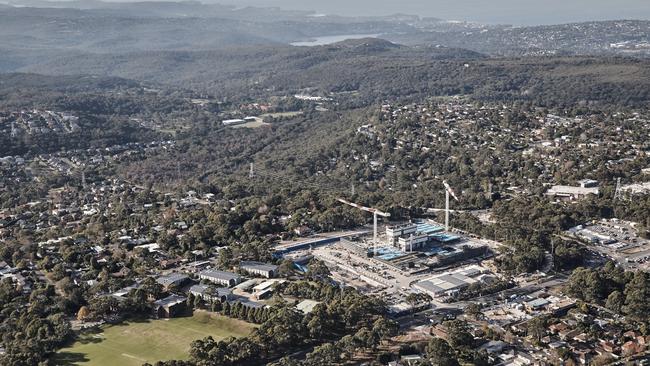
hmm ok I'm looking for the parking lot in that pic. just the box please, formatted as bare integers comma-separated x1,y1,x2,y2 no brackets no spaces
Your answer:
567,218,650,270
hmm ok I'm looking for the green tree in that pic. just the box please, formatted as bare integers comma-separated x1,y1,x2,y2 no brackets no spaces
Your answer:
623,271,650,322
426,338,459,366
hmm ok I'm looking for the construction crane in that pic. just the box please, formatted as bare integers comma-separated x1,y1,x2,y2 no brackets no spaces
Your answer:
443,180,459,231
613,177,622,202
336,198,390,256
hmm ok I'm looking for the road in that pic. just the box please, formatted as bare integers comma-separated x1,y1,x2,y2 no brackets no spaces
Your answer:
274,228,371,252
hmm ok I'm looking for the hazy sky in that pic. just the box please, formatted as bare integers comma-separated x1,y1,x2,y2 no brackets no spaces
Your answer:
211,0,650,25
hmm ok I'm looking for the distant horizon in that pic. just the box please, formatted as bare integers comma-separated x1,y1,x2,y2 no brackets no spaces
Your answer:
216,0,650,26
133,0,650,25
2,0,650,26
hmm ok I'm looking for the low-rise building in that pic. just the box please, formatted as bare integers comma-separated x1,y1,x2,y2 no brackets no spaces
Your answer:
414,271,478,298
156,273,190,290
546,185,599,200
198,269,242,287
240,261,278,278
153,294,186,318
296,299,320,314
189,284,232,302
222,119,245,126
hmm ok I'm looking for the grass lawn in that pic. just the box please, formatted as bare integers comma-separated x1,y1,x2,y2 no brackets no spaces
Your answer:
230,119,270,129
260,111,303,119
52,311,256,365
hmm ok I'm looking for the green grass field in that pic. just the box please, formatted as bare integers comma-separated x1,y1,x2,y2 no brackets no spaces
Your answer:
260,111,303,119
52,312,256,365
230,119,270,129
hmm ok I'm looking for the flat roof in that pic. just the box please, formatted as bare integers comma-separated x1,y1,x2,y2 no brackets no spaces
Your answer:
547,185,599,195
415,270,480,295
416,223,445,235
526,298,550,308
430,233,461,242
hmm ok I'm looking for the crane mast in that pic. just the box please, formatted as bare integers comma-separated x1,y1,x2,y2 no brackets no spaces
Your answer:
336,198,390,256
443,181,459,231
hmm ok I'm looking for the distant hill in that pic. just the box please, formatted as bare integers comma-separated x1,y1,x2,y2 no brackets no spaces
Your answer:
0,73,140,93
17,41,486,98
0,3,648,108
16,42,650,108
0,4,413,57
389,20,650,57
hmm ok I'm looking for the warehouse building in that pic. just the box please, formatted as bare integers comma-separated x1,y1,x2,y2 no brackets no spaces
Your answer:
546,180,599,200
413,266,488,298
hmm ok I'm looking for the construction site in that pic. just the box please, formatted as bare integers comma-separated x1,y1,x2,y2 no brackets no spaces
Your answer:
277,182,506,312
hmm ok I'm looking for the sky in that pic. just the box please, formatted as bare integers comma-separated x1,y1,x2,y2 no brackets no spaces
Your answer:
209,0,650,25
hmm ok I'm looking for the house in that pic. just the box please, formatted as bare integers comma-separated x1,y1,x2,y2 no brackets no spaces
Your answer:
399,354,424,366
240,261,278,278
189,284,232,302
573,333,589,343
548,322,568,335
296,299,320,314
599,340,618,354
293,226,312,236
572,347,594,365
524,298,550,312
559,328,581,341
478,340,509,354
622,341,641,356
160,258,181,270
153,294,186,318
623,330,639,340
198,269,242,287
156,273,190,290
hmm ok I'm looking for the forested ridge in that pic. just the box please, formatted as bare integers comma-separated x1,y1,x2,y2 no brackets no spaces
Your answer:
17,45,650,108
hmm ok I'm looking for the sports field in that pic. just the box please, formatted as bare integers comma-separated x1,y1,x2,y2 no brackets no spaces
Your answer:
52,311,256,365
230,119,270,129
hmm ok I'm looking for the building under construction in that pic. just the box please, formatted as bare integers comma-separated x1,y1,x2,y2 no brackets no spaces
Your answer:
386,222,459,252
